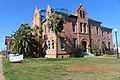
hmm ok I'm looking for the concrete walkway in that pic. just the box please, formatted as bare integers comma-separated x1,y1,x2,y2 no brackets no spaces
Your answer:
0,55,5,80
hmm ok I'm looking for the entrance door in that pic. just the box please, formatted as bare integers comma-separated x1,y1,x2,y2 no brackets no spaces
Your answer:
82,41,87,52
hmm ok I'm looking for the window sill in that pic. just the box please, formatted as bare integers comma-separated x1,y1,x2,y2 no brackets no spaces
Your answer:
73,32,77,34
61,48,65,51
61,30,65,32
52,49,54,50
47,49,51,51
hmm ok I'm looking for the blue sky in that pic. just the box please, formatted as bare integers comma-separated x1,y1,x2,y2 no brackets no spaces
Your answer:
0,0,120,51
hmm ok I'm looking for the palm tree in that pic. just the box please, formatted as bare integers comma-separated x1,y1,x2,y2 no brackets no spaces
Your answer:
11,23,35,57
31,25,43,57
48,14,64,58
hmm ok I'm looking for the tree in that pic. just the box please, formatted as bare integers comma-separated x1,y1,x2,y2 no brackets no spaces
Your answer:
79,43,85,52
48,14,64,58
91,41,100,55
31,25,43,57
11,23,35,56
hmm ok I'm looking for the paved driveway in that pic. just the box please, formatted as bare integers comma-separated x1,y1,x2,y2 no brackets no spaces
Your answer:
0,55,5,80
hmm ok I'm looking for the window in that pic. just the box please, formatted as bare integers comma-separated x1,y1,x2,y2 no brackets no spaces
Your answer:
80,22,82,32
80,10,82,18
61,26,64,32
89,25,91,34
102,31,104,37
48,27,51,33
73,39,77,48
80,10,85,18
72,23,76,33
48,41,50,50
44,25,46,34
52,40,54,50
96,27,99,35
108,32,110,40
108,42,110,50
83,11,85,18
60,38,65,50
84,23,86,33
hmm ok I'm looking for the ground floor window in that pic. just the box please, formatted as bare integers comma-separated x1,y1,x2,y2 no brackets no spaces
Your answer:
108,42,110,50
60,38,65,50
73,39,77,48
52,40,54,50
48,40,50,50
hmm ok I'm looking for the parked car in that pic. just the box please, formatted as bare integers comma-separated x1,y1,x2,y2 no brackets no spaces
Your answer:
80,52,95,58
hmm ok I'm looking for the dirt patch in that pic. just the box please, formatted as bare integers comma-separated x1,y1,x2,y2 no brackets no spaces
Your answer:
67,66,119,72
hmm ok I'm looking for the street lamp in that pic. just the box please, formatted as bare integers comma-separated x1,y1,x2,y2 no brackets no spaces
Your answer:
114,28,119,59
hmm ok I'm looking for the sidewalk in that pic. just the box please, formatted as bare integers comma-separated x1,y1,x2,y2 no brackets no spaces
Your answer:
0,55,5,80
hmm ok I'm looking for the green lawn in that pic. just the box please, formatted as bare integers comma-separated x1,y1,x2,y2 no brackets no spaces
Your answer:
3,55,120,80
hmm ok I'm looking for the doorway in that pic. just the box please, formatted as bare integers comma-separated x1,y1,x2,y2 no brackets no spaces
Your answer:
82,41,87,52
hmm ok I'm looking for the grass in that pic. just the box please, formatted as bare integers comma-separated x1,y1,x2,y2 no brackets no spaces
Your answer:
2,55,120,80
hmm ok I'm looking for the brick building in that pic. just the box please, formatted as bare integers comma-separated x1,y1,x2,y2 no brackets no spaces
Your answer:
32,4,113,58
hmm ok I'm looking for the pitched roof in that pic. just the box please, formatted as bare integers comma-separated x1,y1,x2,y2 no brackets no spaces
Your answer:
40,8,77,22
101,25,112,30
88,18,102,24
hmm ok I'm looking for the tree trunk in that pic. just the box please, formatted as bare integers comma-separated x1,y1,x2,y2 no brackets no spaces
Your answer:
38,39,42,57
30,48,34,58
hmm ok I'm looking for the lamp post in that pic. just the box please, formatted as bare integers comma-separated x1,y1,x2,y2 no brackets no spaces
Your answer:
114,28,119,59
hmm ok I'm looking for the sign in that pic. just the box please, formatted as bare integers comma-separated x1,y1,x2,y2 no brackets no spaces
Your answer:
5,36,12,45
9,54,23,62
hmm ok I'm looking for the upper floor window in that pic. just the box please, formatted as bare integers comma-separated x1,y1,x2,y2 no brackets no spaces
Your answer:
73,39,77,48
52,40,54,50
48,40,50,50
108,42,110,50
61,26,64,32
72,23,76,33
107,32,110,40
80,10,85,18
80,22,82,32
96,27,99,35
60,38,65,50
80,10,82,18
48,27,51,33
102,31,104,37
44,25,46,34
84,23,86,33
83,11,85,18
89,25,91,34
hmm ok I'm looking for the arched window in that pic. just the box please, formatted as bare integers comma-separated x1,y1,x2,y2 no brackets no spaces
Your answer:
80,22,82,32
108,42,110,50
52,40,54,50
48,40,50,50
72,23,76,33
73,39,77,48
96,27,99,35
60,38,65,50
48,27,51,33
84,23,86,33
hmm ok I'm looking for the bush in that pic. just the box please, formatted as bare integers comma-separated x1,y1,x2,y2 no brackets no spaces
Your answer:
106,50,114,55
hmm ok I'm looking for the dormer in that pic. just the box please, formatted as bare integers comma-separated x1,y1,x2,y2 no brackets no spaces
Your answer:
76,3,88,19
